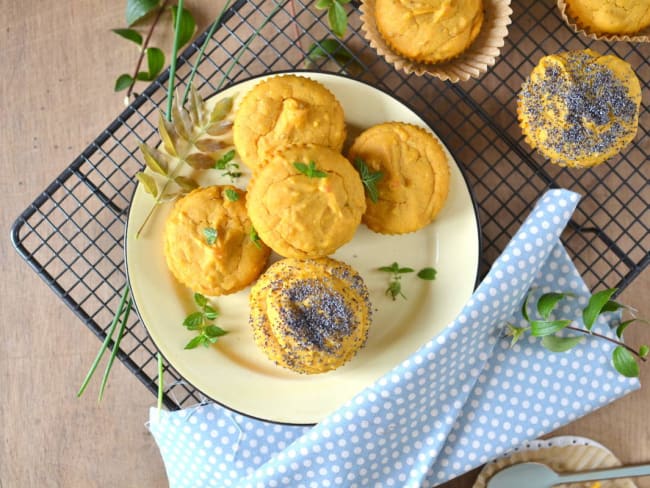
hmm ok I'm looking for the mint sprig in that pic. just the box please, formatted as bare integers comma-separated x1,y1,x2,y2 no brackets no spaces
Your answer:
315,0,350,37
508,289,648,377
294,160,328,178
379,263,437,300
182,293,228,349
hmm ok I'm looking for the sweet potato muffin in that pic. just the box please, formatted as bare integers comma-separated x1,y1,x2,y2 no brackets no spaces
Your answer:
564,0,650,36
163,185,271,296
347,122,450,234
249,257,372,374
374,0,484,64
246,144,366,259
518,50,641,168
233,75,346,171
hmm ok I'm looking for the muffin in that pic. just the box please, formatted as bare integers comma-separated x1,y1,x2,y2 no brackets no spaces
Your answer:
163,185,271,296
518,50,641,168
374,0,484,64
246,144,366,259
249,257,372,374
233,75,346,171
562,0,650,37
347,122,450,234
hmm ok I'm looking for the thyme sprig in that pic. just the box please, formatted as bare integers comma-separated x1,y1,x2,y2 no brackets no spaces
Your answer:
508,288,649,378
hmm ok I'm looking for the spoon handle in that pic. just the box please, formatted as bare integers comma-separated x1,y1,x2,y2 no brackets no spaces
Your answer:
559,463,650,484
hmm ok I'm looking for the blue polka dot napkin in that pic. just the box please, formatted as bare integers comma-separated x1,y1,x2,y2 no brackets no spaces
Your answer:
148,189,639,487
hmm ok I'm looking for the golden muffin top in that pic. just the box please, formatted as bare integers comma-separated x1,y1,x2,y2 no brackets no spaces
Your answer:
566,0,650,35
233,75,346,170
518,49,641,168
375,0,484,63
348,122,450,234
163,185,270,296
249,257,371,374
246,144,366,259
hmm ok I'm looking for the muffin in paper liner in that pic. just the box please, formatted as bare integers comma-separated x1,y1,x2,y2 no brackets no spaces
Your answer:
557,0,650,43
473,437,637,488
360,0,513,82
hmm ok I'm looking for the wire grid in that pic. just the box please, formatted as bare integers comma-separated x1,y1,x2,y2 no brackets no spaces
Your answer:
11,0,650,410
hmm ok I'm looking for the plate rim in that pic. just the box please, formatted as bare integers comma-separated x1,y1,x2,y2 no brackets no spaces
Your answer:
124,69,483,425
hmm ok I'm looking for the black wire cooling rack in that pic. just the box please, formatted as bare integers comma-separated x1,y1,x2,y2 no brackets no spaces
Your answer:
11,0,650,410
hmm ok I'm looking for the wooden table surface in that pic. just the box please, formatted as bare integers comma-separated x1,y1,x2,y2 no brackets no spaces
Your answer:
1,1,649,486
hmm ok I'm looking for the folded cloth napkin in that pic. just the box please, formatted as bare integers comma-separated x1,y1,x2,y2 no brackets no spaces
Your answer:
148,189,639,488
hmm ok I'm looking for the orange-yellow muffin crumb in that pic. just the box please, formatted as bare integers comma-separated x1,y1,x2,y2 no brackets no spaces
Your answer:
565,0,650,36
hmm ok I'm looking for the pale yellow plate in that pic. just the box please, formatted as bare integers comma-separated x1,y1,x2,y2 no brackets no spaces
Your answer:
125,72,480,425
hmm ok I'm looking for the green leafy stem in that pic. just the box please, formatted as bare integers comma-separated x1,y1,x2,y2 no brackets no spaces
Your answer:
182,293,228,349
507,288,648,378
379,262,437,301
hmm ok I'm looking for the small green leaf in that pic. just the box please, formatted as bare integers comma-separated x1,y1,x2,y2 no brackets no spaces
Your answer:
195,138,224,153
540,335,584,352
115,74,134,92
378,263,400,274
126,0,159,26
293,160,328,178
204,325,227,338
305,38,358,70
174,176,198,192
214,149,236,170
529,319,572,337
184,335,205,350
616,318,638,338
612,346,639,377
203,227,218,245
206,121,233,136
170,5,196,48
139,143,169,175
224,188,239,202
601,300,627,313
315,0,332,8
250,226,262,249
537,292,573,320
183,311,203,329
193,293,207,308
135,172,158,197
521,291,532,322
158,112,179,156
211,97,234,122
417,267,437,281
353,158,383,203
397,267,414,274
328,0,348,37
505,324,527,347
583,288,618,330
186,153,216,170
136,71,154,82
639,345,649,359
146,47,165,78
386,280,404,301
111,28,143,45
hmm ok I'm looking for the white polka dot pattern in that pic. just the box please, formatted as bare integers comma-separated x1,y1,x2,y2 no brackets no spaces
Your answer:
148,189,640,487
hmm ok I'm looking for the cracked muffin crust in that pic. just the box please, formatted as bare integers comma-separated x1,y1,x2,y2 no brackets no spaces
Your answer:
249,257,372,374
246,144,366,259
565,0,650,36
348,122,450,234
163,185,271,296
233,75,346,171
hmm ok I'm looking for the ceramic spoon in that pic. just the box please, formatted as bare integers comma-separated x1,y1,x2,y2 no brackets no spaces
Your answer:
486,461,650,488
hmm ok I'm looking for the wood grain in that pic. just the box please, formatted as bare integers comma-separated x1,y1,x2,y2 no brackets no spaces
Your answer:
0,1,648,487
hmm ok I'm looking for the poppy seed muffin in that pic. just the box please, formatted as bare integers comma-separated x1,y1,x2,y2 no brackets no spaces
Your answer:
246,144,366,259
518,50,641,168
347,122,450,234
233,75,346,171
163,185,271,296
249,257,372,374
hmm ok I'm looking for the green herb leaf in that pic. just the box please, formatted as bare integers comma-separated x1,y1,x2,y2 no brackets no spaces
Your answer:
195,138,224,153
170,5,196,48
126,0,160,26
224,188,239,202
135,172,158,197
583,288,617,331
305,38,357,70
353,158,383,203
146,47,165,79
206,120,233,136
612,346,640,377
186,153,217,170
158,112,179,156
386,280,403,301
194,292,207,308
379,262,400,274
417,267,437,280
601,300,627,313
174,176,198,193
139,143,169,175
639,345,649,359
398,267,415,274
204,325,227,338
537,292,573,320
294,160,328,178
328,0,348,37
521,291,531,322
616,318,637,338
250,226,262,249
541,335,584,352
184,335,205,350
203,227,218,245
211,97,234,122
529,319,572,337
215,149,236,170
505,324,527,347
183,311,203,330
111,28,143,45
115,74,134,92
315,0,332,8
